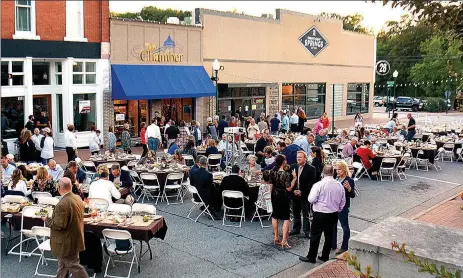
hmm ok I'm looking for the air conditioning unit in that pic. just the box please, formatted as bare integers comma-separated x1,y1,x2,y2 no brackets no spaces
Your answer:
261,13,274,19
167,17,180,24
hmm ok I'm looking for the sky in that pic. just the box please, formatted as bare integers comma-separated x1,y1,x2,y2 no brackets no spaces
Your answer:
109,1,408,34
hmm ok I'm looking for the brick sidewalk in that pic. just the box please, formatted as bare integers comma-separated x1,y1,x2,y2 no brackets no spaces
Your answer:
304,259,357,278
415,196,463,230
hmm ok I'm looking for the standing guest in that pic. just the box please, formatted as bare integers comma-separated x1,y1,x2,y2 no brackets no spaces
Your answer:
166,121,180,147
89,126,101,155
32,166,58,196
281,112,289,133
25,115,35,132
332,161,356,254
40,128,54,165
109,164,133,189
247,118,260,140
354,112,363,128
313,116,324,136
1,156,15,177
290,111,299,132
299,165,345,263
48,160,64,182
177,120,191,149
270,114,281,135
218,115,229,138
19,130,36,163
43,177,88,278
9,169,31,196
297,107,307,133
206,119,218,141
107,126,117,153
182,139,198,160
146,119,162,152
269,154,292,248
36,111,51,129
32,128,43,161
258,116,268,133
192,120,202,146
97,130,103,150
190,156,222,217
65,125,77,162
289,151,317,238
311,147,325,181
121,123,132,154
384,118,396,133
140,122,148,158
406,113,416,141
322,112,330,129
235,107,243,122
277,110,283,121
254,129,270,164
356,140,378,179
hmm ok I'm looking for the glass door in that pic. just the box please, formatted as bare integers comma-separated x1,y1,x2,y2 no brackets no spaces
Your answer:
33,95,52,128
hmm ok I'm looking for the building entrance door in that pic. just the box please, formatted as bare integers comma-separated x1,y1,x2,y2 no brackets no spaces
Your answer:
33,95,52,128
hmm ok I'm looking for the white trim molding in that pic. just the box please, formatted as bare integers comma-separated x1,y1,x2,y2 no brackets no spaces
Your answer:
13,0,40,40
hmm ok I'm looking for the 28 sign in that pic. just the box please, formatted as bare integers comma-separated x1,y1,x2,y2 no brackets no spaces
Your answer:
375,60,390,76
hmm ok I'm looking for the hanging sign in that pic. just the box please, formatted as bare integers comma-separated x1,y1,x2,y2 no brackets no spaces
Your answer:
115,114,125,121
79,100,91,114
376,60,390,76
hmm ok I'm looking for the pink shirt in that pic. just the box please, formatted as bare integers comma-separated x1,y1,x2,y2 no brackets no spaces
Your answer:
313,121,323,135
308,176,346,213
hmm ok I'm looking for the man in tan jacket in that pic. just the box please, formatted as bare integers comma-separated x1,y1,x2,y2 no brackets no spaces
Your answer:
44,177,87,278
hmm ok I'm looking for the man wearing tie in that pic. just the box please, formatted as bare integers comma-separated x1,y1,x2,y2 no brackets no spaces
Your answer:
289,151,317,238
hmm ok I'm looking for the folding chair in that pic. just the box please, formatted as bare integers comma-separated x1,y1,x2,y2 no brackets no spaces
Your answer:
129,171,143,196
207,154,222,172
456,148,463,162
81,161,97,179
222,190,245,228
126,161,138,170
415,150,429,171
138,173,161,204
379,158,396,181
396,153,410,180
352,162,367,181
102,229,139,277
37,197,59,207
163,172,184,205
88,198,109,212
433,149,443,171
186,185,215,222
107,203,132,215
183,155,195,167
322,144,335,159
8,206,44,262
31,191,53,201
337,144,346,159
31,226,56,277
251,189,272,228
442,143,455,162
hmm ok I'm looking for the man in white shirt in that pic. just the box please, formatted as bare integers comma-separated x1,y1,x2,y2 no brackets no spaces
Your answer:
290,111,299,132
31,128,43,161
146,118,162,152
65,125,77,162
88,171,121,204
48,159,64,182
300,165,345,264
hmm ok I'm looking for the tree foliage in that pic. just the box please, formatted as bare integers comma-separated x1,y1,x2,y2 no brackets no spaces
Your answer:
111,6,191,23
320,12,372,34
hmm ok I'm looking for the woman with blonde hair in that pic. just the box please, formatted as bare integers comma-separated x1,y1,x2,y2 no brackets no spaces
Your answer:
8,169,30,196
332,160,356,254
32,166,57,196
121,123,132,154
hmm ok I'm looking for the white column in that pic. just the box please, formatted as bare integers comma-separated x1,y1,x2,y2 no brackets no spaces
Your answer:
62,58,74,128
24,57,33,121
96,59,104,136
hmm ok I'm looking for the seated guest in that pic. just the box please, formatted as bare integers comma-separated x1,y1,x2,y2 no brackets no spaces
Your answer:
205,139,219,157
254,129,271,164
315,129,327,147
168,140,179,155
356,140,377,179
172,149,185,165
109,164,133,189
219,165,250,210
217,134,230,151
6,154,16,167
244,155,261,172
1,156,15,178
384,119,396,133
261,146,276,168
89,171,121,204
32,166,58,196
337,130,349,141
63,170,82,195
342,138,358,159
191,156,222,217
391,126,400,137
182,140,197,160
66,161,86,184
363,130,372,140
17,165,33,181
9,169,30,196
399,125,407,137
47,159,64,182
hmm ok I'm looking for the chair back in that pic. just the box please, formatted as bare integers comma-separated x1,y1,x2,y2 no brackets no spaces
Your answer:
107,203,131,215
131,203,156,215
165,172,184,185
139,172,160,187
28,163,40,168
443,143,455,151
183,155,195,167
31,226,51,237
82,161,96,172
102,228,132,241
88,198,109,211
208,154,222,165
31,191,53,200
37,196,59,206
380,158,396,168
22,206,43,218
352,162,363,170
222,190,244,209
3,195,28,204
129,171,142,183
127,161,137,170
75,157,82,165
188,185,204,204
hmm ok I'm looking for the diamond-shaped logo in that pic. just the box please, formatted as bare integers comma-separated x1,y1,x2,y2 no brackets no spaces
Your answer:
298,26,329,57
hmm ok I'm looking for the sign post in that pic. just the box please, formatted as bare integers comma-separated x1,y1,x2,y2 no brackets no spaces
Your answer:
386,81,394,117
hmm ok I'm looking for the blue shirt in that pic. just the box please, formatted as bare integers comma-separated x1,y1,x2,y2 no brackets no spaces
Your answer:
2,164,15,177
281,116,289,131
168,143,179,155
270,118,280,132
293,135,312,155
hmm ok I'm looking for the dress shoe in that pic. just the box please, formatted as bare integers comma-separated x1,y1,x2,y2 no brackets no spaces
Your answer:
317,256,329,262
299,256,316,263
335,249,347,255
289,230,300,236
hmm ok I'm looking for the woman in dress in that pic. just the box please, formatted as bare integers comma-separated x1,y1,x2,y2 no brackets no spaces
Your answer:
19,130,36,163
9,169,30,196
40,128,54,165
322,112,330,129
310,146,325,181
89,125,101,155
269,154,292,248
177,120,190,149
121,123,132,154
107,126,117,153
32,166,58,196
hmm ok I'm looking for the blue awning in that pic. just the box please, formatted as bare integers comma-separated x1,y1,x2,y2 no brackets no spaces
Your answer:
111,64,216,100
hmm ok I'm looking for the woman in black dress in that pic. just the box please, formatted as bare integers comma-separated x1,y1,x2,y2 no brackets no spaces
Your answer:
311,146,325,182
269,154,292,249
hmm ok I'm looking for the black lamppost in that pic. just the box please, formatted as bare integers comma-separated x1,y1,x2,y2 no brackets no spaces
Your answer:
392,70,398,115
212,59,221,115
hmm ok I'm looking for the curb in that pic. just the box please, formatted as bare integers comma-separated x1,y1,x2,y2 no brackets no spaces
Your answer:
297,260,334,278
411,191,463,220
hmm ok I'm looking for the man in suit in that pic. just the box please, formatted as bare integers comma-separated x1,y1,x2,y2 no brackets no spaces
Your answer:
217,115,229,138
44,177,87,278
191,156,221,217
109,164,133,188
289,151,317,238
219,165,250,212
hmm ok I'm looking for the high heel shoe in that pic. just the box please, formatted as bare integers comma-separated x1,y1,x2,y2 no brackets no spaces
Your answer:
273,238,281,245
281,241,291,249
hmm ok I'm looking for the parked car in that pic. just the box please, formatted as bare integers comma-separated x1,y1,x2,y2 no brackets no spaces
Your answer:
414,98,424,111
387,96,420,112
373,96,384,107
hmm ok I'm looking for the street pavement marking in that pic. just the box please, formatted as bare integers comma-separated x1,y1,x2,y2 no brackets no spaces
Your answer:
406,174,460,185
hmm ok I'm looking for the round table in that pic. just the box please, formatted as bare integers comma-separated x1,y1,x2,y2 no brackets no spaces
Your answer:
410,147,437,164
89,158,134,168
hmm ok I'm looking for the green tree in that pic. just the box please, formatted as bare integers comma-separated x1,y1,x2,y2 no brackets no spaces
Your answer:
111,6,191,22
319,12,372,34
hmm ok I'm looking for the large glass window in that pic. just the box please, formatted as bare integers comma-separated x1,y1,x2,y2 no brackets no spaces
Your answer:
218,86,266,120
56,94,63,133
1,61,25,86
1,97,25,139
16,0,31,32
55,62,62,85
281,83,326,119
347,83,370,115
73,61,96,84
1,62,8,86
73,94,96,132
32,61,50,85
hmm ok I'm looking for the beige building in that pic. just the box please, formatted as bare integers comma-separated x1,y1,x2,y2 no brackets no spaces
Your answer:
106,18,215,139
196,8,376,123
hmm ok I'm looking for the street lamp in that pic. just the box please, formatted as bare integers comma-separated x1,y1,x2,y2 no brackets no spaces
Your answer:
212,59,221,116
392,70,398,115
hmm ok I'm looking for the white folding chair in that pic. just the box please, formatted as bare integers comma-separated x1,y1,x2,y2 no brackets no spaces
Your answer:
138,173,161,204
322,144,336,159
127,161,138,170
88,197,109,212
183,155,195,167
82,161,97,179
222,190,245,228
37,197,59,207
31,226,56,277
8,206,44,262
31,191,53,200
129,171,143,196
102,229,139,278
3,195,28,204
442,143,455,162
379,158,396,181
360,160,372,179
131,203,156,215
396,153,410,180
163,172,184,205
415,150,429,171
186,185,215,222
251,190,272,228
433,149,443,171
207,154,222,172
456,148,463,162
337,144,346,159
352,162,366,181
107,203,132,215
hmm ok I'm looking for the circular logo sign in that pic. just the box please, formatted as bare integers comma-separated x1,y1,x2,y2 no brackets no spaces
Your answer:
375,60,390,76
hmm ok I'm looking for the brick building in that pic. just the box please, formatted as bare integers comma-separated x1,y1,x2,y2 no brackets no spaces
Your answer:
1,0,110,151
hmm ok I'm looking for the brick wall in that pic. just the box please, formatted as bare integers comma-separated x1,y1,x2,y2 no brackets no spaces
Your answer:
84,0,109,43
102,90,115,148
1,1,15,38
36,0,65,41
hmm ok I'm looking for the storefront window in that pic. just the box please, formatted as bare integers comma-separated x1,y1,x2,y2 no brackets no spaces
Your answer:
32,61,50,85
113,100,149,138
282,83,326,119
1,62,8,86
73,93,96,132
56,94,63,133
218,86,266,120
55,62,62,85
1,97,25,139
73,61,96,84
347,83,370,115
161,98,193,124
1,61,25,86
